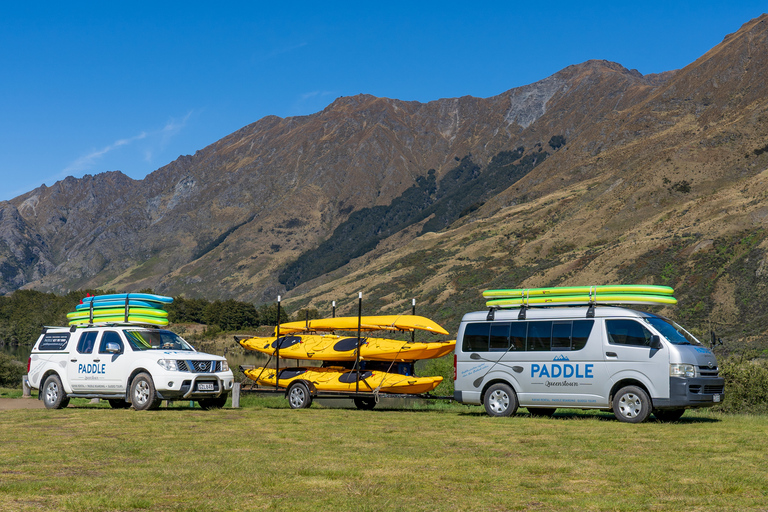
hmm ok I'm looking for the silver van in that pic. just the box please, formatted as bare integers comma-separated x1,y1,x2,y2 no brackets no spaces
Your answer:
453,306,724,422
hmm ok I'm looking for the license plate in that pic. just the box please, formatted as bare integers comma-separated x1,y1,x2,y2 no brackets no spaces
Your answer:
713,394,721,403
197,382,214,391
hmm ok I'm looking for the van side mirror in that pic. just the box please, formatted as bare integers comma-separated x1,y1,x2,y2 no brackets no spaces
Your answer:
649,335,662,350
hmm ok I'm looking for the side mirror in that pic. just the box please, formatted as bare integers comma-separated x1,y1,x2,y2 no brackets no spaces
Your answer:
649,335,662,350
105,342,122,354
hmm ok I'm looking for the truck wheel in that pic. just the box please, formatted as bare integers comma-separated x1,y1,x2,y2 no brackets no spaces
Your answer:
42,375,68,409
353,397,377,410
130,373,161,411
287,382,312,409
613,385,651,423
199,394,229,410
528,407,556,417
483,383,518,417
654,409,685,422
108,399,130,409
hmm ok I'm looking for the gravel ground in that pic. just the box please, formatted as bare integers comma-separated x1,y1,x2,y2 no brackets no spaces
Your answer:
0,398,44,410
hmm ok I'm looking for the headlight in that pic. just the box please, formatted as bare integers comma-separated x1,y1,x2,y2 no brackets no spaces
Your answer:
221,360,229,372
157,359,178,371
670,363,696,378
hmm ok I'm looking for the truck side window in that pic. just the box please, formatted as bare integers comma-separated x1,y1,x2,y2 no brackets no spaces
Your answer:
463,323,490,352
77,332,98,354
527,321,552,351
489,323,510,351
606,320,653,347
99,331,124,354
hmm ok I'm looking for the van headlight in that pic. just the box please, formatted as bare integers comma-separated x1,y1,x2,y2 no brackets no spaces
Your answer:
158,359,178,371
670,363,696,378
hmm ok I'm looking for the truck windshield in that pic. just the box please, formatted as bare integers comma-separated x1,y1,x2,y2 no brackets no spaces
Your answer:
125,330,196,351
643,316,701,346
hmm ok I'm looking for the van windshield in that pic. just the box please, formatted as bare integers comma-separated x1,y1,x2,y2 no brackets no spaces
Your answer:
125,330,196,351
643,316,701,346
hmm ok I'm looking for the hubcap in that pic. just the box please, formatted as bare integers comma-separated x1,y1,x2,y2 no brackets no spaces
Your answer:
488,389,509,413
289,387,305,407
45,381,58,404
618,392,642,418
134,380,150,405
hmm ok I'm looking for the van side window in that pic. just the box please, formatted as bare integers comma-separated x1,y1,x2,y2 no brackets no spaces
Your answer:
463,323,491,352
527,321,552,351
99,331,124,354
489,323,510,351
572,320,594,350
606,320,653,347
77,332,98,354
510,322,526,351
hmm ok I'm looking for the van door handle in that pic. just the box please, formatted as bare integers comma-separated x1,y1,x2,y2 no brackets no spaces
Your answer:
606,352,618,357
70,359,77,362
93,359,100,362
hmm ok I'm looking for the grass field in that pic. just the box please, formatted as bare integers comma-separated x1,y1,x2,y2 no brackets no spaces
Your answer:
1,393,767,512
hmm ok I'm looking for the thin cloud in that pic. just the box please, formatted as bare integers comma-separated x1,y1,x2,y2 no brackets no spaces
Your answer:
63,132,148,174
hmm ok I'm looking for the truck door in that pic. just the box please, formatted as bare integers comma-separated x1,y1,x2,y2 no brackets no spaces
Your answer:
90,331,129,392
603,319,669,399
66,331,100,392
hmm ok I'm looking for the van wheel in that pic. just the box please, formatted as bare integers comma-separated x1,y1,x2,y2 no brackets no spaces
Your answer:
528,408,556,417
654,409,685,422
130,373,161,411
42,375,68,409
613,385,651,423
483,383,518,417
287,382,312,409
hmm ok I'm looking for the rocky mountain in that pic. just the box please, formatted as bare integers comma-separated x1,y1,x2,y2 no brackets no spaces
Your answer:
3,14,768,340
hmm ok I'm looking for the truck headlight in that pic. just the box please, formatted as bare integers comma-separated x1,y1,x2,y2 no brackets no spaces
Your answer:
221,360,229,372
670,363,696,378
158,359,178,371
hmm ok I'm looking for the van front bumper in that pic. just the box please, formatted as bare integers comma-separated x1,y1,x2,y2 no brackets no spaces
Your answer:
654,376,725,409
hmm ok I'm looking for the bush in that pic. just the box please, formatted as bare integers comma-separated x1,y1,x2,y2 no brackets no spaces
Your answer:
714,354,768,414
0,353,25,388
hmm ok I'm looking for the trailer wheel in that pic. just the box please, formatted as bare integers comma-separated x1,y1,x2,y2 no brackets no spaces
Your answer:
654,408,685,422
354,397,377,410
613,385,651,423
483,383,518,417
287,382,312,409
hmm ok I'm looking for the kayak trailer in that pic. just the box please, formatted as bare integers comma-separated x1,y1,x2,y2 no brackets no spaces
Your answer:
236,364,453,410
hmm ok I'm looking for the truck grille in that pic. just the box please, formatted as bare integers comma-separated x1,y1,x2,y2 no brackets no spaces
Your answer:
177,360,220,373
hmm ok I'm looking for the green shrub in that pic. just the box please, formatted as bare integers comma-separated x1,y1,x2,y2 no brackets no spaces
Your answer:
714,354,768,414
0,353,25,388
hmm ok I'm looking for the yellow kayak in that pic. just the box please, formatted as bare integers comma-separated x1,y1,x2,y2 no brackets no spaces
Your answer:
239,334,455,362
274,315,449,335
244,366,443,394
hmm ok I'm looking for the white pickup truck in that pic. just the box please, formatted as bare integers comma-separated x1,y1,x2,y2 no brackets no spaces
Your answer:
27,325,234,410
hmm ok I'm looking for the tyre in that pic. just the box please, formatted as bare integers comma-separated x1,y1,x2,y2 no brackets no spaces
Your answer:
528,407,556,417
42,375,68,409
287,382,312,409
130,373,161,411
353,397,377,410
654,409,685,422
613,385,652,423
483,383,518,417
199,394,229,410
108,399,130,409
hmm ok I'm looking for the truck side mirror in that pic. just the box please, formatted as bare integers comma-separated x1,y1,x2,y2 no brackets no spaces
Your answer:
650,335,662,350
105,342,122,354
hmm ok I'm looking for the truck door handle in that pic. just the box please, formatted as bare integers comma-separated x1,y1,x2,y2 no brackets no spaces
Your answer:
606,352,618,357
70,359,77,362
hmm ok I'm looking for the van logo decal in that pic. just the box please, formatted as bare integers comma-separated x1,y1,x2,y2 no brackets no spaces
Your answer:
553,354,570,361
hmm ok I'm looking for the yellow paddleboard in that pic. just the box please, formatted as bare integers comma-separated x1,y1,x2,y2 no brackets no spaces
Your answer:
482,284,674,298
274,315,449,335
239,334,455,362
244,366,443,394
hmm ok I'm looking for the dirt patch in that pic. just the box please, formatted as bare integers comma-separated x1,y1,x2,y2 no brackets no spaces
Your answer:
0,398,45,410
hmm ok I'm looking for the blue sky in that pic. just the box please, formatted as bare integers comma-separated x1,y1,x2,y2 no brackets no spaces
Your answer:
1,1,765,201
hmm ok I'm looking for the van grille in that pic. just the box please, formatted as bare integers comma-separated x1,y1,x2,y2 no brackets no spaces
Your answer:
689,384,725,395
698,365,719,378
